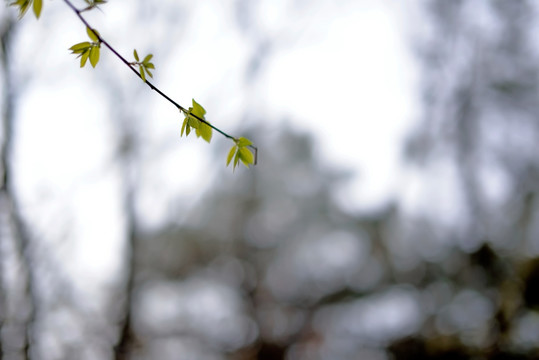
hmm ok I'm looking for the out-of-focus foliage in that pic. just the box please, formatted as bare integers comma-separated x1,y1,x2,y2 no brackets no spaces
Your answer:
132,128,379,359
393,0,539,359
125,1,539,359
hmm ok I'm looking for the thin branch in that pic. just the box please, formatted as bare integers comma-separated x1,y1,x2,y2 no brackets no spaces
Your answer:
62,0,258,161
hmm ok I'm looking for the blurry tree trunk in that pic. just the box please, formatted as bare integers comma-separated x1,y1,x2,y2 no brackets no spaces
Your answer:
114,158,138,360
0,17,37,360
107,87,142,360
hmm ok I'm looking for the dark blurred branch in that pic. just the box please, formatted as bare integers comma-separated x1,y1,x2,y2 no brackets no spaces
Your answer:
62,0,258,161
113,127,139,358
0,16,37,360
114,168,137,360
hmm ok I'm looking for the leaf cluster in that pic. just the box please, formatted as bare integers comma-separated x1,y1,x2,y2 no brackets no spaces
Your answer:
227,137,255,170
181,99,213,143
10,0,42,19
132,50,155,82
69,27,101,68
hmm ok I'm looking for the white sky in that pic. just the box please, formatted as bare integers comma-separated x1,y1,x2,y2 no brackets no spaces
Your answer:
257,1,420,212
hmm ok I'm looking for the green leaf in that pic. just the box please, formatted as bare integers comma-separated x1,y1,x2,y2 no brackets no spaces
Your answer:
196,122,212,143
237,137,252,147
145,63,155,70
233,152,240,170
144,67,153,78
226,146,236,166
239,147,254,167
133,49,139,62
80,50,90,67
139,65,146,82
89,45,100,67
191,99,206,118
143,54,153,64
187,115,200,129
87,27,99,42
69,42,91,53
185,124,191,136
181,118,188,137
33,0,42,18
11,0,31,19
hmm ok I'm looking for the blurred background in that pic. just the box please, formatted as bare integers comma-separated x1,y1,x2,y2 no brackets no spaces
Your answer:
1,0,539,359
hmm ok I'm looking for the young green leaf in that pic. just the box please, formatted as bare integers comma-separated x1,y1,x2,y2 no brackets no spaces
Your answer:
191,99,206,118
33,0,42,18
69,42,91,53
196,123,212,143
133,49,140,62
233,151,240,170
226,146,236,166
86,27,99,42
80,50,90,67
89,45,100,67
143,54,153,64
187,116,200,129
181,118,188,137
139,65,146,82
237,137,253,147
11,0,32,19
226,137,256,170
144,67,153,78
239,147,254,167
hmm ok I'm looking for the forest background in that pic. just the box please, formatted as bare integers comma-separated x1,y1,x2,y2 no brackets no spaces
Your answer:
1,0,539,359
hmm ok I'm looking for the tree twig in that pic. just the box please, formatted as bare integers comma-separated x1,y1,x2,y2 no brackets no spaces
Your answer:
62,0,258,161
